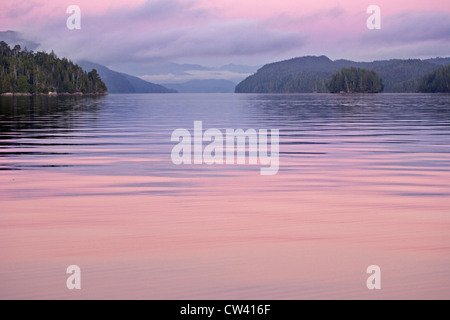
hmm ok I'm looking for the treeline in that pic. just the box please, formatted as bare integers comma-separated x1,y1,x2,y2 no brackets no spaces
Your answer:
328,68,384,93
236,56,333,93
0,41,107,94
419,65,450,93
236,56,450,93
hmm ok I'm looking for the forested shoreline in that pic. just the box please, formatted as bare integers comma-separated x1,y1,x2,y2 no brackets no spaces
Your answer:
419,65,450,93
328,68,384,93
236,56,450,94
0,41,107,95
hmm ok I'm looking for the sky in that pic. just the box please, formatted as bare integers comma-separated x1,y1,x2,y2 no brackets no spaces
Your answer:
1,0,449,80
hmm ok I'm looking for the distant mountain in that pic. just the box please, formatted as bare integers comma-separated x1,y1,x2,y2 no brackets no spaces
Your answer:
109,62,259,84
77,61,176,94
163,80,236,93
218,64,261,74
0,31,39,51
1,31,258,92
112,62,210,77
425,58,450,66
236,56,450,93
0,32,174,94
110,62,259,77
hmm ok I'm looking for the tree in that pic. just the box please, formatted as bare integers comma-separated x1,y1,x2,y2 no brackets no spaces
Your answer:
0,42,107,94
327,67,384,93
1,76,11,93
419,65,450,93
1,74,14,93
88,69,107,93
17,75,31,93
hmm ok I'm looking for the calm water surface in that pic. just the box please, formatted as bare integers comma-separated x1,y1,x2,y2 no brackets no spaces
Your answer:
1,93,450,299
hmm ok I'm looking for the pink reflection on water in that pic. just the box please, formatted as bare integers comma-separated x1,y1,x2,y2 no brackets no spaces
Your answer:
1,151,450,299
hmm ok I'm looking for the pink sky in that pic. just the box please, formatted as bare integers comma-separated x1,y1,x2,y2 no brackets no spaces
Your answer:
2,0,448,20
1,0,449,69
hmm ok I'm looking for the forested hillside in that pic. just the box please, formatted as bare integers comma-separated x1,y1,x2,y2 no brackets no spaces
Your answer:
0,41,107,94
328,68,384,93
236,56,450,93
419,65,450,93
77,60,177,94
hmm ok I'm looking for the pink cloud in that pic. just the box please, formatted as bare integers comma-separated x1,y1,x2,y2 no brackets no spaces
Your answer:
193,0,450,18
1,0,449,66
0,0,146,29
2,0,449,29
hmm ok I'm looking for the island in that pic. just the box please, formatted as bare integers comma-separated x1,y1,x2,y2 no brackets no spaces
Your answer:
0,41,107,95
327,67,384,94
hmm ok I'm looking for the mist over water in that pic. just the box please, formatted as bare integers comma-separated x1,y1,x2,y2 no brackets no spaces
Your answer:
1,93,450,299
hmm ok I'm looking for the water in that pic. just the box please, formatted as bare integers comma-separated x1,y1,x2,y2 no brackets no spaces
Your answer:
1,93,449,299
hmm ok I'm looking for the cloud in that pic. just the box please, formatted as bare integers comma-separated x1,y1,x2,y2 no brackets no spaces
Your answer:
155,20,305,57
141,69,252,83
328,11,450,60
22,0,306,67
130,0,211,22
6,0,40,19
3,0,449,70
362,11,450,45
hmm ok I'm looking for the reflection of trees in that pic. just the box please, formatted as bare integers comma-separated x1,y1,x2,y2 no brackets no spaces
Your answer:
0,95,104,138
238,94,450,128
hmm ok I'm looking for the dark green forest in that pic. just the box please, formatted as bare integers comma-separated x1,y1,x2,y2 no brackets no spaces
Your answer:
236,56,450,93
419,65,450,93
327,68,384,93
235,56,334,93
0,41,107,94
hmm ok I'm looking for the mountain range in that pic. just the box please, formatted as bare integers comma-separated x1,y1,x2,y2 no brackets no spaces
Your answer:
162,80,237,93
107,62,258,84
0,31,256,94
2,31,449,94
236,56,450,93
77,62,246,94
77,61,176,94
